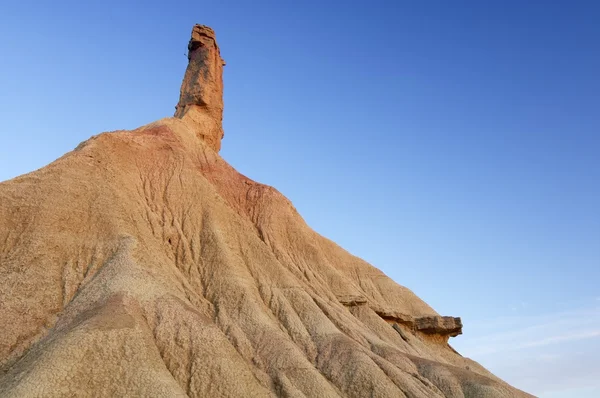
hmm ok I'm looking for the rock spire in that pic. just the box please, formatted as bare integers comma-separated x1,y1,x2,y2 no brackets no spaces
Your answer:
175,25,226,152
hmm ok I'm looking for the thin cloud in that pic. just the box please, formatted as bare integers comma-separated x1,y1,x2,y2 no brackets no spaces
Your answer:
456,305,600,355
465,328,600,356
452,305,600,397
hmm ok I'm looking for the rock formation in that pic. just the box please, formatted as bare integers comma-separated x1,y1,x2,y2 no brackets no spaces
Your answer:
373,307,463,338
0,25,533,397
175,25,225,152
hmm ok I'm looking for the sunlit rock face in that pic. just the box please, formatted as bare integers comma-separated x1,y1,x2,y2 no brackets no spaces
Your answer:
175,24,225,152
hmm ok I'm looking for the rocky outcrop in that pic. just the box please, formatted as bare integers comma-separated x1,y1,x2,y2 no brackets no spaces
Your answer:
374,307,463,337
337,294,368,306
175,24,225,152
341,298,463,338
415,316,463,337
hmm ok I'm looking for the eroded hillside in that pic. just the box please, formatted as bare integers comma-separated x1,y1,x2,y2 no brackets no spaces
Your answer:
0,25,533,398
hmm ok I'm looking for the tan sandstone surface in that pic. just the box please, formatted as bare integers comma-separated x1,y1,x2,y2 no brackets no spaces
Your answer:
0,25,534,397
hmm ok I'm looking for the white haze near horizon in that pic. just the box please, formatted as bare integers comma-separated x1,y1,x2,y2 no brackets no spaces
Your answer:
451,300,600,397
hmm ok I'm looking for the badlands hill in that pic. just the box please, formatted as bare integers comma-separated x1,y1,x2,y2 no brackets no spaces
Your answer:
0,25,533,397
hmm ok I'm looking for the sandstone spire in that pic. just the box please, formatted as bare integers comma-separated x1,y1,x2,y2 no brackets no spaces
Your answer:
175,25,225,152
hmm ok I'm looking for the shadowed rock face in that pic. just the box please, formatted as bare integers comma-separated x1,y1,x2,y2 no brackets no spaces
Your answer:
175,24,225,152
416,316,463,337
0,24,534,398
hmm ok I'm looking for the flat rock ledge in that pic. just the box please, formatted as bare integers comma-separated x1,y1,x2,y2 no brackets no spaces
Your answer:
374,307,463,337
338,296,462,338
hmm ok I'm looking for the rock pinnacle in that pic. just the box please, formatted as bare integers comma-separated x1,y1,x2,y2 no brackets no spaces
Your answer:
175,25,226,152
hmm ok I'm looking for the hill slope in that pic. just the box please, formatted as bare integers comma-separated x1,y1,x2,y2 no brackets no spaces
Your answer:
0,25,532,398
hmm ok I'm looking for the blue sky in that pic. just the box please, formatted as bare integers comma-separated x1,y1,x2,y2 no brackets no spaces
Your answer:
1,1,599,396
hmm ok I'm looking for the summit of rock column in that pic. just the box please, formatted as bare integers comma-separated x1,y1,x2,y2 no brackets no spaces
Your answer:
175,24,226,152
0,24,534,398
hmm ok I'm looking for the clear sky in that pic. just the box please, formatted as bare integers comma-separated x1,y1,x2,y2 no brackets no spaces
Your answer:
1,1,599,396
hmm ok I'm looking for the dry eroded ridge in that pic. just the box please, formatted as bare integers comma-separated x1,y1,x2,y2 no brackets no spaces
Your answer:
0,25,533,398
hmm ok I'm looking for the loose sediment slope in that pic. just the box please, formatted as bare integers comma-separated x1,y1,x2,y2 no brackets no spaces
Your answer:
0,25,533,397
